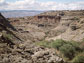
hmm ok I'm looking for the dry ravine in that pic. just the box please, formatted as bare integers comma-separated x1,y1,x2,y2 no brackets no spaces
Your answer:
0,10,84,63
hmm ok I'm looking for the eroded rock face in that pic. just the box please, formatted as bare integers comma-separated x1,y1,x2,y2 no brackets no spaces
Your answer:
0,13,16,31
1,10,84,63
0,13,64,63
45,10,84,42
34,15,61,23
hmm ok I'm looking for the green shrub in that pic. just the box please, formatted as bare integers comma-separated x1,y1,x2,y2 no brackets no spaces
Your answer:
72,52,84,63
51,39,67,50
3,33,13,41
69,41,81,52
59,44,76,60
36,39,84,62
36,40,52,48
2,31,14,41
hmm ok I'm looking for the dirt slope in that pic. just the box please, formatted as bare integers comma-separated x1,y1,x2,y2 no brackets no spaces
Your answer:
9,10,84,42
1,10,84,63
0,13,63,63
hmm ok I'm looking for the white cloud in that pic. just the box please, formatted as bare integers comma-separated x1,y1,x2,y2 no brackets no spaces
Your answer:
0,0,8,10
0,0,84,10
0,0,4,3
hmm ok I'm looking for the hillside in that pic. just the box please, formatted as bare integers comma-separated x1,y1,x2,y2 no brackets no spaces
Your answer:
9,10,84,42
0,13,63,63
0,10,84,63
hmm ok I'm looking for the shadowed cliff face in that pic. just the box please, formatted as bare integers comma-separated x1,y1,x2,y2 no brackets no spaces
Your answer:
34,15,61,23
0,13,16,31
0,13,22,44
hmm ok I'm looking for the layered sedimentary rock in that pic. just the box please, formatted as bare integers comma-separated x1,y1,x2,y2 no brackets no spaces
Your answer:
1,10,84,63
8,10,84,42
0,13,63,63
34,15,61,23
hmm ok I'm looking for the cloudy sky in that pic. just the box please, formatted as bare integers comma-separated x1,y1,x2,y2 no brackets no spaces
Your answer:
0,0,84,10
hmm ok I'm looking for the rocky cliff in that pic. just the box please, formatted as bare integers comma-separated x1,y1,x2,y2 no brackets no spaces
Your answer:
8,10,84,42
0,13,16,31
45,10,84,42
0,13,63,63
1,10,84,63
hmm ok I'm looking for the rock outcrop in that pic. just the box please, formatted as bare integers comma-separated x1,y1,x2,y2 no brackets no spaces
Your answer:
34,15,61,23
1,10,84,63
45,10,84,41
0,13,63,63
8,10,84,42
0,13,16,31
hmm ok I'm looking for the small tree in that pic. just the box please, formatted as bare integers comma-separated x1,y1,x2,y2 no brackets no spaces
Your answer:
70,41,81,52
59,44,76,60
51,39,67,50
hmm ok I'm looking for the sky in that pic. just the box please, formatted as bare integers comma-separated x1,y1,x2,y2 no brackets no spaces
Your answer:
6,0,84,3
0,0,84,10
